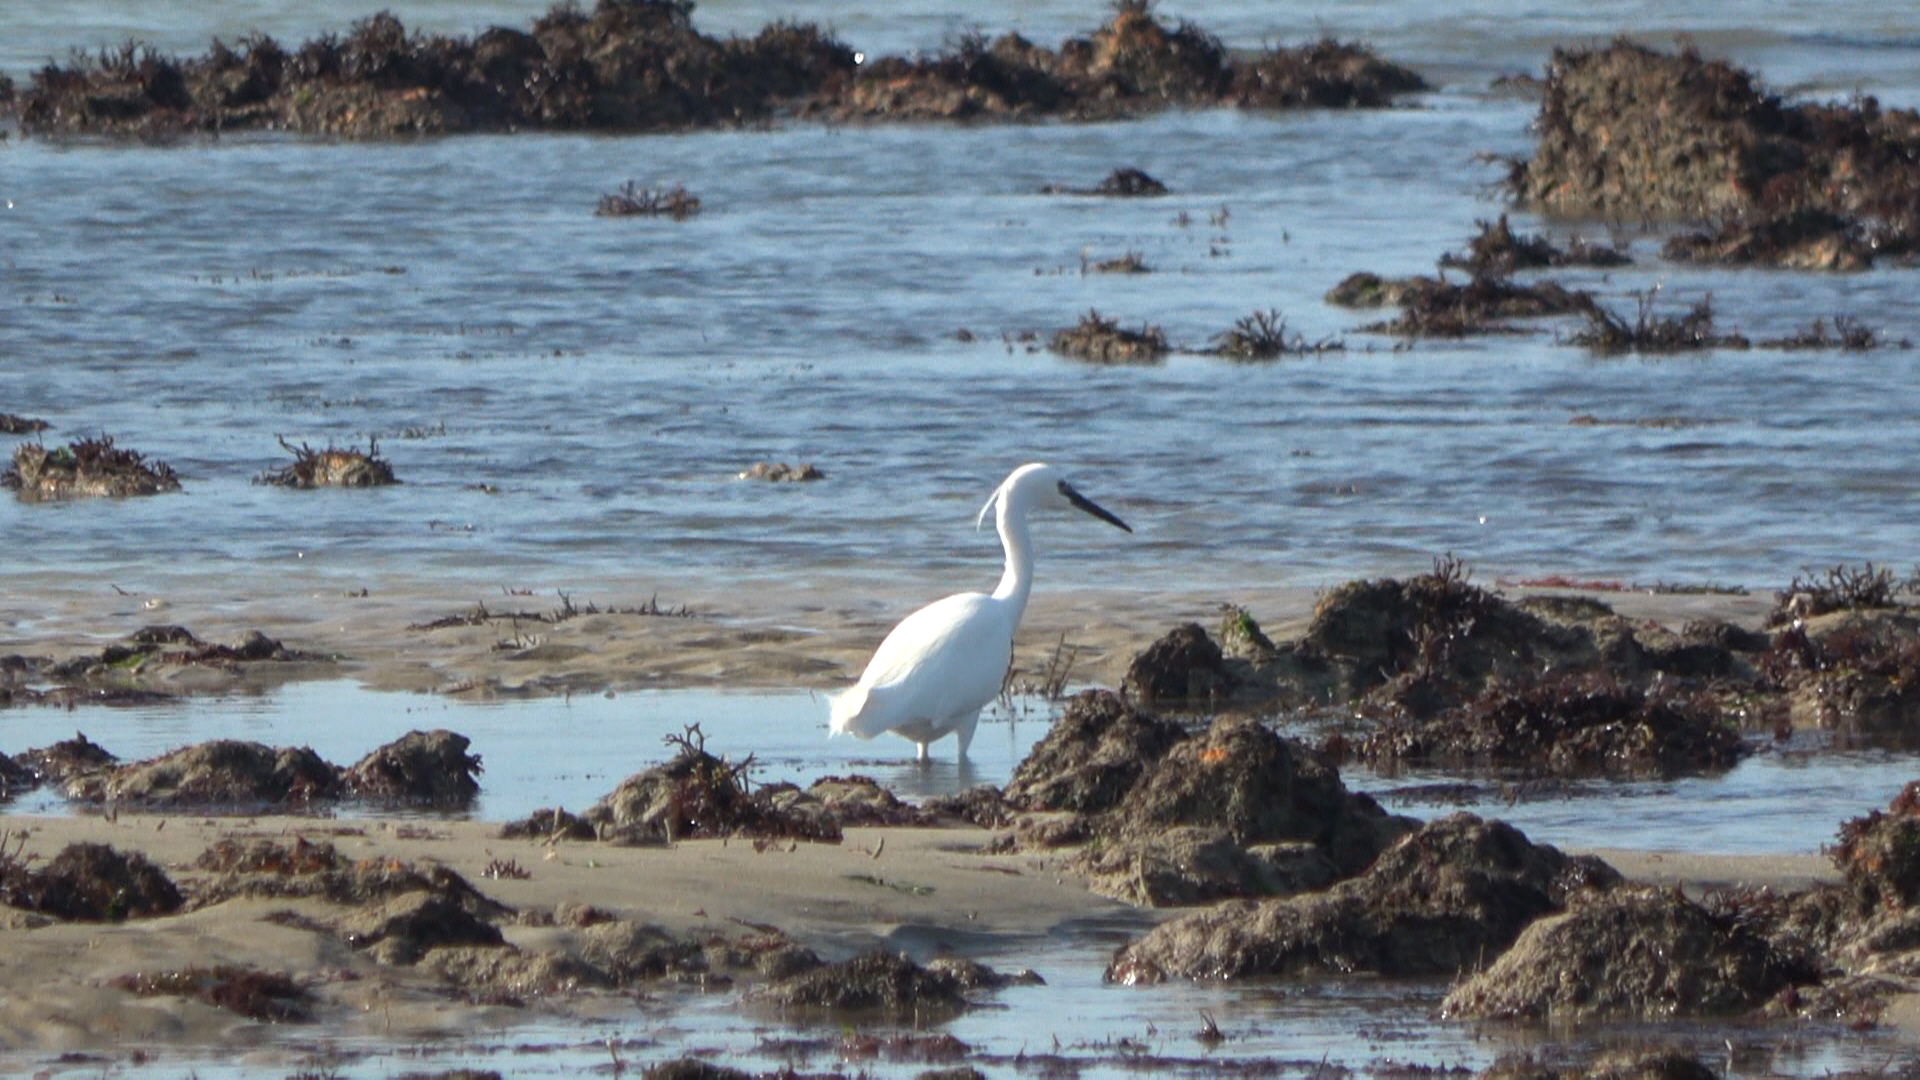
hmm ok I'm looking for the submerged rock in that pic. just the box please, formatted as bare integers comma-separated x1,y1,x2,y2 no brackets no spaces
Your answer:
1105,813,1617,983
1442,887,1815,1019
3,436,181,501
0,841,183,921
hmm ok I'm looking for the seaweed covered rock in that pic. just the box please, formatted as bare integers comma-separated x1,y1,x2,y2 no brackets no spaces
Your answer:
3,436,180,501
1075,826,1340,907
45,625,308,682
585,725,841,843
0,842,183,921
761,949,974,1018
1106,715,1411,876
1441,887,1815,1019
1763,607,1920,743
65,739,343,809
1833,781,1920,911
10,3,1423,139
13,732,118,786
1347,274,1598,338
256,436,398,487
1508,41,1920,265
1122,623,1233,708
1049,309,1167,363
1001,690,1185,814
1360,672,1749,778
343,728,482,807
340,888,506,965
1105,813,1617,983
1303,559,1590,704
1479,1050,1721,1080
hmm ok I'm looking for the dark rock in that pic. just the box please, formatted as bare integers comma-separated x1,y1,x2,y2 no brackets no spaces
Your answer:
1442,887,1816,1019
195,836,343,875
0,841,183,921
1106,813,1617,982
0,413,49,434
1833,781,1920,910
1303,560,1588,702
343,728,482,807
1002,690,1185,814
1438,215,1631,276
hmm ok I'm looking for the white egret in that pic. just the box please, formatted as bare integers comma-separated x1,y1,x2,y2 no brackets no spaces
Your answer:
830,462,1132,761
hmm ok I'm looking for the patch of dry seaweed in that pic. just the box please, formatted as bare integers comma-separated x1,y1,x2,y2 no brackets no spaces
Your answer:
1567,290,1748,355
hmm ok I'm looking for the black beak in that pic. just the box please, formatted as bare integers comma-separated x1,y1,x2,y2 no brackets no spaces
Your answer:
1061,481,1132,533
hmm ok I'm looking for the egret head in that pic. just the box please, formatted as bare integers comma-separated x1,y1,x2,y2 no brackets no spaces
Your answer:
977,462,1132,533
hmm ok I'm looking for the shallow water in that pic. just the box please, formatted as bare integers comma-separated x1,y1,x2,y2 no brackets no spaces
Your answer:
7,680,1912,856
3,4,1920,603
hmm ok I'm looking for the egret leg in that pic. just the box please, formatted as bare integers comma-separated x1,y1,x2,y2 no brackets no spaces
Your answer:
955,711,981,760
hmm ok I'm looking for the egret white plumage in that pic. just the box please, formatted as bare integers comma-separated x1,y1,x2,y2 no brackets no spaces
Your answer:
830,462,1132,761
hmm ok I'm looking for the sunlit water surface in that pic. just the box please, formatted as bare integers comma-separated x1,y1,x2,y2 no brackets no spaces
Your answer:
6,0,1920,1073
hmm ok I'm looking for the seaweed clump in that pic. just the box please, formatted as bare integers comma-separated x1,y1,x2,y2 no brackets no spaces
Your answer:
596,181,701,218
255,435,398,487
1567,290,1749,355
1209,309,1343,359
3,435,181,501
1438,215,1630,275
